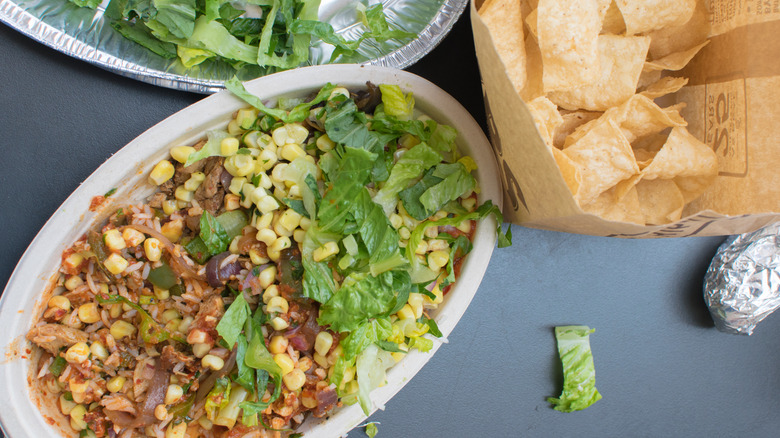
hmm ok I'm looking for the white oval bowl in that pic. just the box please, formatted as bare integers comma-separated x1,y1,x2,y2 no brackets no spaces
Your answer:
0,64,501,438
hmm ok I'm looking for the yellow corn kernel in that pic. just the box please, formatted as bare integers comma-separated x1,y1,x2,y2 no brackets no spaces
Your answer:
273,221,293,238
221,137,240,156
192,343,211,358
399,133,421,149
256,195,280,215
197,416,213,432
227,119,242,136
165,384,183,405
415,240,429,255
105,376,126,394
267,296,289,314
461,197,477,211
248,186,268,206
161,199,177,215
397,304,415,320
424,225,439,239
312,241,339,262
109,303,122,319
269,316,289,331
161,309,180,324
427,250,449,272
316,134,335,152
408,293,424,319
313,352,329,368
103,229,126,252
258,266,277,289
78,303,101,324
69,404,88,431
256,149,278,171
254,212,273,231
48,295,71,312
153,285,170,301
249,249,270,266
263,285,280,304
427,239,449,252
314,332,333,357
183,172,206,191
104,253,128,275
277,210,301,232
161,219,184,243
176,200,188,209
270,162,289,183
269,335,289,354
224,193,241,211
69,379,89,397
341,366,355,385
121,228,145,248
65,342,90,363
63,252,84,271
170,146,195,164
269,236,291,255
228,177,246,196
178,316,193,333
457,220,472,234
110,320,136,340
144,238,162,262
64,275,83,291
280,143,306,162
202,354,225,371
298,216,311,231
59,394,77,415
389,213,403,229
398,227,411,240
106,376,127,392
149,160,175,185
225,154,255,177
273,354,295,376
154,404,168,421
293,229,307,243
166,422,187,438
327,345,343,366
174,186,193,203
283,368,306,391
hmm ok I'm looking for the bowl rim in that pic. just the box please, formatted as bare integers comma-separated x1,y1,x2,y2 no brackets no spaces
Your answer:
0,64,502,437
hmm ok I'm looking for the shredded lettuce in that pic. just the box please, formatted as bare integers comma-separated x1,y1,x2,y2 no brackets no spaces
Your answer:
225,78,335,124
215,292,250,348
372,143,443,215
378,84,414,120
548,326,602,413
184,129,230,166
356,344,395,415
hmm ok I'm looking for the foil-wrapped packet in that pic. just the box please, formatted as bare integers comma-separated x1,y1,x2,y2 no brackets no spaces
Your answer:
703,222,780,335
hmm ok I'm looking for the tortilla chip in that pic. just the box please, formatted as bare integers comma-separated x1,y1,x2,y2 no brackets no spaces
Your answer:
553,110,601,149
640,76,689,99
552,147,582,199
607,94,687,142
537,0,601,92
633,148,657,168
635,179,685,224
601,0,626,34
564,94,686,147
479,0,527,94
644,40,710,72
641,126,718,180
563,118,639,205
675,174,715,204
548,35,650,111
581,186,645,225
525,8,538,40
526,96,563,148
636,69,663,90
615,0,696,36
648,0,710,59
521,33,545,101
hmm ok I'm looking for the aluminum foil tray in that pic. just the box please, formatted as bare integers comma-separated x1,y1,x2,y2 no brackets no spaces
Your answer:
0,0,466,93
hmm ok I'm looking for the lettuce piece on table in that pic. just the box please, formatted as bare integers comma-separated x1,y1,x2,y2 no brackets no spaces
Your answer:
548,325,602,413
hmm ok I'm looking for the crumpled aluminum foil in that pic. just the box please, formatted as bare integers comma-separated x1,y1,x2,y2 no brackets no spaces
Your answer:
703,222,780,335
0,0,466,94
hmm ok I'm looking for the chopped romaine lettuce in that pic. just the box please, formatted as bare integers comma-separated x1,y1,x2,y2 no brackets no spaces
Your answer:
548,326,602,413
372,143,443,215
356,344,395,415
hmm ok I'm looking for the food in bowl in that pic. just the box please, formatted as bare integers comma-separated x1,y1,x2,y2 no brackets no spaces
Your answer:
25,80,509,437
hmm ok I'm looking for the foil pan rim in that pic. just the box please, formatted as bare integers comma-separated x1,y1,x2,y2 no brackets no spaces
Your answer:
0,0,466,94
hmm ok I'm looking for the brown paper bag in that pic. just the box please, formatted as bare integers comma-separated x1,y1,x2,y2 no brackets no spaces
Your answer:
470,0,780,238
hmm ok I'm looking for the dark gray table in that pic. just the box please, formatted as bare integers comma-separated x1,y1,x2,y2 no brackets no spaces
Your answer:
2,11,779,438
